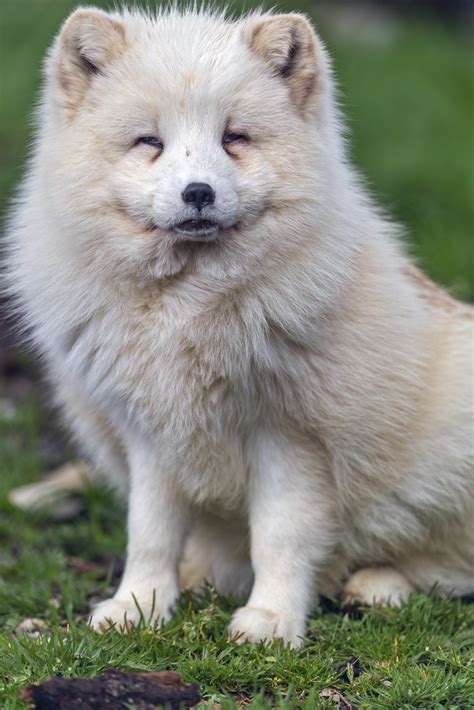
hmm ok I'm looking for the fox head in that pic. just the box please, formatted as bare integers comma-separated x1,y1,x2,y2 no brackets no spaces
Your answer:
38,7,340,280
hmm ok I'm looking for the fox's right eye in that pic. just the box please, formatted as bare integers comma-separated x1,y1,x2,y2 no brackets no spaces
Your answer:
135,136,164,152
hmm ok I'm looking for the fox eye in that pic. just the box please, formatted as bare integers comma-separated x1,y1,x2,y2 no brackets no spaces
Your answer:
136,136,164,151
222,133,248,146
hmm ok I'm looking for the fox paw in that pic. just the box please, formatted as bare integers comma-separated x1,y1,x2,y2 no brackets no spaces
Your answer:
89,596,170,633
228,606,304,648
343,567,414,607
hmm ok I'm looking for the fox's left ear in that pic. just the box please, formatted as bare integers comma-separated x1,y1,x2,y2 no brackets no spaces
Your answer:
245,14,322,113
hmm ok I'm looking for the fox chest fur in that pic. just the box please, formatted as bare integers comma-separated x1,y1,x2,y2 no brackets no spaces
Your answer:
55,284,296,506
49,268,430,512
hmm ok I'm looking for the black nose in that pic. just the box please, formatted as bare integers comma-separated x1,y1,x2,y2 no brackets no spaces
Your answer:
182,182,215,210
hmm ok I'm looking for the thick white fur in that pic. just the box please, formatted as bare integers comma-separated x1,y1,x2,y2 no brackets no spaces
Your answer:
5,7,473,647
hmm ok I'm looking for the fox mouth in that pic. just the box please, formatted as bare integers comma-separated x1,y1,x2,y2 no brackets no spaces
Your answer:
172,219,219,240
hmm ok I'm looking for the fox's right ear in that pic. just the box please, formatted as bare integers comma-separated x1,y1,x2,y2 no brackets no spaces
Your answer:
49,8,126,112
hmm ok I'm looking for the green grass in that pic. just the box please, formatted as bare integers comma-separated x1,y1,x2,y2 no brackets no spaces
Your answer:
1,2,473,708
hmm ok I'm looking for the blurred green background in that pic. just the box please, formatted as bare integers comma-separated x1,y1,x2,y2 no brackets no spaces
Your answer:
0,0,473,299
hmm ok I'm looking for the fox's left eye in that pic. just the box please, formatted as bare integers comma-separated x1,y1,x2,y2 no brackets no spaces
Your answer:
223,133,248,146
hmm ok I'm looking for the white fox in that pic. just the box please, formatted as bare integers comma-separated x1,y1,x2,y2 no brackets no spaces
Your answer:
6,7,473,646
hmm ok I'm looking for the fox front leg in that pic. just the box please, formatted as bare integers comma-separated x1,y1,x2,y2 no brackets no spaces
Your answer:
228,434,335,647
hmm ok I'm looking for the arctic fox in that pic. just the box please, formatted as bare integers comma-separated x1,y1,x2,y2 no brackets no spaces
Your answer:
6,7,473,646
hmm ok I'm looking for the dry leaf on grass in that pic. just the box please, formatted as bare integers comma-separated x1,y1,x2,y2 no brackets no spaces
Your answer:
319,687,360,710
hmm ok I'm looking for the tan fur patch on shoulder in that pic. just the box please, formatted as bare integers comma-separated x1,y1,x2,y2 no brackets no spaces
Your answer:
405,264,473,319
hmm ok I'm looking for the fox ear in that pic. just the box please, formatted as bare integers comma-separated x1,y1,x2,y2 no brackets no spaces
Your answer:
246,14,320,113
51,8,126,111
